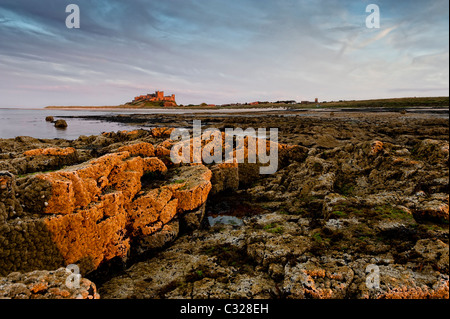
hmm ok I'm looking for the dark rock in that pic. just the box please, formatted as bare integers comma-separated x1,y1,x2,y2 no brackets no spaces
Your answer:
54,119,68,128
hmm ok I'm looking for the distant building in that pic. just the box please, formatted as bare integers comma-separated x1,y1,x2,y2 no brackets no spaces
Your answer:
132,91,176,106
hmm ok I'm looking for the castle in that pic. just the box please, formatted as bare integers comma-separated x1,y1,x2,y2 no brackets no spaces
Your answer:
132,91,176,106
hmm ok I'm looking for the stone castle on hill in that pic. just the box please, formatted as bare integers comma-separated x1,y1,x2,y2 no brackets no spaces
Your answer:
132,91,177,107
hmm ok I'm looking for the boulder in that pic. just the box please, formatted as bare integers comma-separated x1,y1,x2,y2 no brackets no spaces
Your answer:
54,120,68,129
0,147,212,276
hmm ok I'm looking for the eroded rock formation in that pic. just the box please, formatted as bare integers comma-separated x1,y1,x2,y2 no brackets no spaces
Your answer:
0,128,295,277
0,113,448,299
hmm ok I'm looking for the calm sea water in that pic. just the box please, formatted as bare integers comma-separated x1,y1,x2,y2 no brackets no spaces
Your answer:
0,107,282,140
0,108,150,140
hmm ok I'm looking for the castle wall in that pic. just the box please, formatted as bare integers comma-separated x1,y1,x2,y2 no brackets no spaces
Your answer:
133,91,176,104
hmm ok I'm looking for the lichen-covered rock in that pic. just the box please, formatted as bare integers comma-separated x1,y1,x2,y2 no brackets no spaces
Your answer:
0,142,212,276
23,147,76,157
117,142,155,157
151,127,175,138
0,132,216,274
167,165,212,213
283,261,354,299
126,187,175,236
43,192,130,272
0,268,99,299
377,279,449,299
0,171,23,223
143,157,168,174
370,141,384,156
1,147,80,176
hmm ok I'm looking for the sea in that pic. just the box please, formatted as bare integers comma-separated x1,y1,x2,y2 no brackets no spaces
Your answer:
1,107,447,140
0,108,280,140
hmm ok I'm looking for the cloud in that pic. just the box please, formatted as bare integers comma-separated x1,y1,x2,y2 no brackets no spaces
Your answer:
358,25,398,48
0,0,448,107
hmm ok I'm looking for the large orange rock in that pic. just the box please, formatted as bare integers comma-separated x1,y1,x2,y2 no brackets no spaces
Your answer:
108,156,145,201
118,142,155,157
151,127,175,138
37,152,131,215
159,199,178,224
1,134,215,276
24,147,76,157
143,157,168,174
126,187,173,236
168,165,212,212
43,190,129,270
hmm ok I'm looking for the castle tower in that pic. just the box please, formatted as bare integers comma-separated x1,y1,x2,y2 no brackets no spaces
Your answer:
156,91,164,100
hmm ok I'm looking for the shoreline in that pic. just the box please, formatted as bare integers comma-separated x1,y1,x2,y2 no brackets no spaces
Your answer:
43,96,450,111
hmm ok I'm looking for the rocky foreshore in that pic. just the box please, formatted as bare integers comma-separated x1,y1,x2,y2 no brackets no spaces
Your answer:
0,111,448,299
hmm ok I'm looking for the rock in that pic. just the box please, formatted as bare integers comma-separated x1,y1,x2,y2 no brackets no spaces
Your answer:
167,165,212,213
143,157,167,174
180,203,206,231
117,142,155,157
210,162,239,195
0,112,448,299
1,143,213,275
54,120,68,129
126,187,175,236
414,239,449,273
151,127,175,138
370,141,384,156
0,268,99,299
91,135,111,147
413,195,449,222
0,171,23,223
283,261,354,299
45,116,54,122
322,193,348,218
278,144,309,167
23,147,76,157
134,219,180,254
414,139,449,165
14,136,40,144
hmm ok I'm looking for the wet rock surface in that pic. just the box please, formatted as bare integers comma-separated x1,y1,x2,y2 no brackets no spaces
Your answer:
0,110,448,299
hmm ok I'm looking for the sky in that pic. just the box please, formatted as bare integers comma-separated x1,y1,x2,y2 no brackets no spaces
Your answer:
0,0,448,108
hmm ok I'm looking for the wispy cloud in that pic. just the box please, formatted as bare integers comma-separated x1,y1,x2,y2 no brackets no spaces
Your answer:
0,0,448,108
